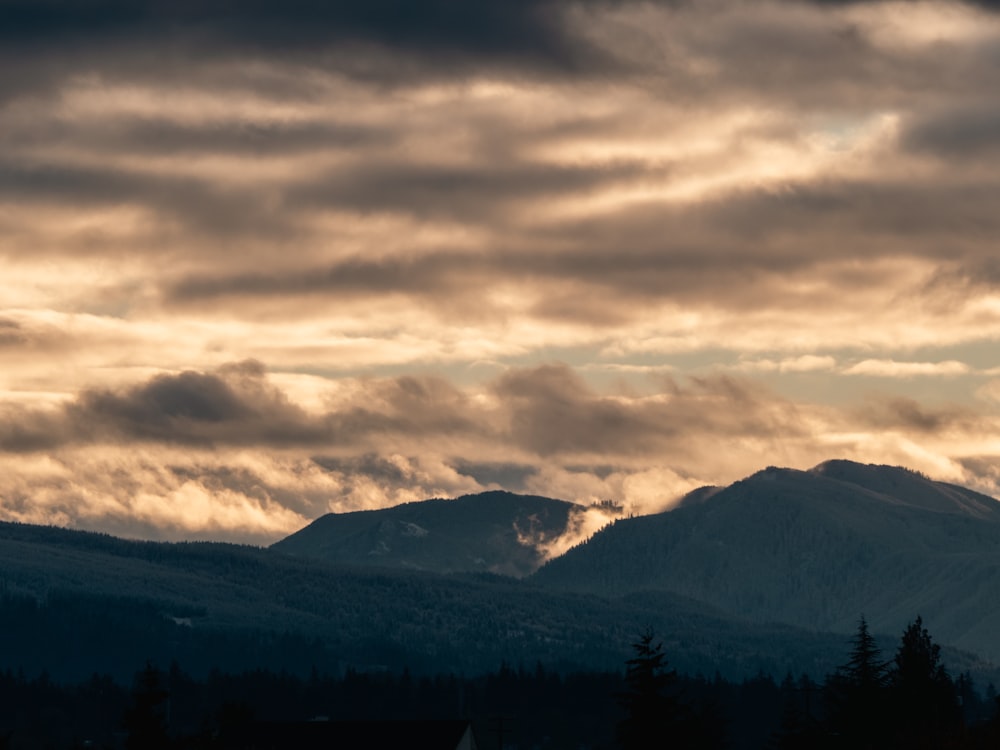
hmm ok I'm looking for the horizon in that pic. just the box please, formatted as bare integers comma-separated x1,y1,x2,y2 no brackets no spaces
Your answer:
0,456,985,549
3,0,1000,544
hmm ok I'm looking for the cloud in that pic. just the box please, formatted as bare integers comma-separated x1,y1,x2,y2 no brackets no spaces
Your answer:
0,362,802,459
7,0,1000,365
71,360,332,447
0,0,617,96
976,380,1000,404
903,104,1000,158
736,355,838,373
954,455,1000,497
492,364,810,458
0,361,325,451
450,460,540,491
6,0,1000,544
516,502,620,562
0,360,997,542
854,396,976,433
843,359,971,377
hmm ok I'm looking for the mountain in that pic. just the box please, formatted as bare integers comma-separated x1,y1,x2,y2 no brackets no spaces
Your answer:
0,520,878,684
4,460,1000,685
271,491,589,577
531,460,1000,661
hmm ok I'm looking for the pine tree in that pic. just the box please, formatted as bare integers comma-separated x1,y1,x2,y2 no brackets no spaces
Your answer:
844,616,889,693
888,616,960,749
616,630,681,749
824,615,890,748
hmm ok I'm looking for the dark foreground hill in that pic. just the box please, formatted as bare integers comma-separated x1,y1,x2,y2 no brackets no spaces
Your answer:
532,460,1000,661
271,491,586,577
0,519,881,684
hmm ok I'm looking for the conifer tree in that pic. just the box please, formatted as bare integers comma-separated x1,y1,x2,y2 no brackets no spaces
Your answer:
616,630,681,749
888,616,960,748
824,615,890,748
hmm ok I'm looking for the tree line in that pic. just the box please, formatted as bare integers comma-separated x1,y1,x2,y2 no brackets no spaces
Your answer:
1,615,999,748
617,617,1000,749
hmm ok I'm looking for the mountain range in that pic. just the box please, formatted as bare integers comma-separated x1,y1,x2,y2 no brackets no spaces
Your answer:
1,459,999,684
534,460,1000,661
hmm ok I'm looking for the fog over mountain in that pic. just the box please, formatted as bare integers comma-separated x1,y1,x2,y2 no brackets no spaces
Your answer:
533,460,1000,660
266,458,1000,663
271,491,598,577
2,458,1000,685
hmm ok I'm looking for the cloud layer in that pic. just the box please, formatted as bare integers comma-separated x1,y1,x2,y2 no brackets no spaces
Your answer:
2,0,1000,540
0,362,996,542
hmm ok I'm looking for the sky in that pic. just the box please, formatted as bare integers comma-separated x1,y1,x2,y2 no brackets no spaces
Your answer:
3,0,1000,544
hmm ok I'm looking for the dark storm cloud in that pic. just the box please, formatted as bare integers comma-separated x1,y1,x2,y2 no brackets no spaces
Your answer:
160,170,1000,325
312,454,412,485
493,364,806,456
0,364,486,451
0,369,414,451
0,0,628,112
72,362,331,446
536,179,1000,300
0,362,807,459
169,255,466,303
955,456,1000,492
290,160,644,221
804,0,1000,7
7,0,999,54
3,0,1000,106
0,159,298,242
903,106,1000,158
0,408,69,452
855,397,976,434
166,247,747,324
5,118,394,158
681,179,1000,249
0,318,25,347
922,257,1000,298
0,0,611,76
163,225,804,313
450,460,539,491
328,375,487,442
0,155,642,255
494,364,672,455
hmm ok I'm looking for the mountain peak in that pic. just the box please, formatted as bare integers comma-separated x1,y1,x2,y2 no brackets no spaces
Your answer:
808,458,924,481
271,490,578,577
532,459,1000,662
806,459,1000,519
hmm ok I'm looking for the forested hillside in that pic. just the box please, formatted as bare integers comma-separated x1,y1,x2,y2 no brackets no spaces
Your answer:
271,490,588,576
532,462,1000,661
3,460,1000,693
0,520,882,684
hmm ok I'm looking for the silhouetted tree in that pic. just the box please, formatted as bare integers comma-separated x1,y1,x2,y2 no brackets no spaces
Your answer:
616,630,684,749
123,662,170,750
824,615,890,748
888,616,960,749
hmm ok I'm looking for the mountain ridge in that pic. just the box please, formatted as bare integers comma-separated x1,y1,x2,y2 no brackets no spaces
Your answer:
3,458,1000,682
271,490,603,577
531,460,1000,660
0,516,891,684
